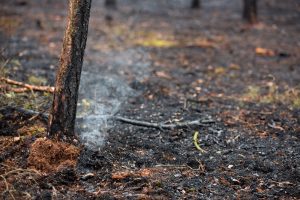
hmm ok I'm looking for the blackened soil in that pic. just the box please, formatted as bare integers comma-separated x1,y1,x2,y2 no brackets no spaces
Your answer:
0,0,300,199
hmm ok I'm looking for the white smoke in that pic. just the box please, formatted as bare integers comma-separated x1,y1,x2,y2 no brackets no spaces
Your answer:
76,72,133,149
76,48,151,150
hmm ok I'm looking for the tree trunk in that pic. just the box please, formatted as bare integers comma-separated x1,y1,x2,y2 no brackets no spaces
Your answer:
191,0,201,9
48,0,92,142
105,0,117,9
243,0,257,24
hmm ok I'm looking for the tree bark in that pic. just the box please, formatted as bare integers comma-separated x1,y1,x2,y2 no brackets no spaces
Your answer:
243,0,257,24
191,0,201,9
48,0,92,142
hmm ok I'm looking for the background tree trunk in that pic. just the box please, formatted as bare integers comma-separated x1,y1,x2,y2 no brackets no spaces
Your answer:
243,0,257,24
105,0,117,9
48,0,92,142
191,0,201,9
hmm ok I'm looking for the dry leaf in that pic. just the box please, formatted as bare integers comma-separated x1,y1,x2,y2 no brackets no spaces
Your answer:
255,47,275,56
140,168,151,177
111,171,132,179
155,71,172,79
147,94,154,100
229,64,240,70
268,123,284,131
214,67,226,74
256,187,264,193
189,39,216,48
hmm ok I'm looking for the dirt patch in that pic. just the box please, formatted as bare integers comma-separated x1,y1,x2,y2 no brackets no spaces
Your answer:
28,138,80,173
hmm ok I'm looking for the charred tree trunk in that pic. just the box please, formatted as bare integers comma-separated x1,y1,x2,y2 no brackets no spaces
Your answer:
191,0,201,9
105,0,117,9
243,0,257,24
48,0,92,142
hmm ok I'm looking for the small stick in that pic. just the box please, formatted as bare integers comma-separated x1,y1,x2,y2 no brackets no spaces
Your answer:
0,77,54,93
114,116,213,130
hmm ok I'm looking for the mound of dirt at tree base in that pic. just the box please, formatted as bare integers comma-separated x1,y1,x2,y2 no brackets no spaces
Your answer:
28,138,80,173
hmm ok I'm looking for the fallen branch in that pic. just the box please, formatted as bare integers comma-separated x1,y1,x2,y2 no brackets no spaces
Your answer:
114,116,213,130
0,77,54,93
0,106,48,122
0,106,214,130
0,85,30,93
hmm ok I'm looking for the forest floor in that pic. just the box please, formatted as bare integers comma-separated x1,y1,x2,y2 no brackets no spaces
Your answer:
0,0,300,199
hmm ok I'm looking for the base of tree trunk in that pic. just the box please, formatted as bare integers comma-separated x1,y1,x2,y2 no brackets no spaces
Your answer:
243,0,258,24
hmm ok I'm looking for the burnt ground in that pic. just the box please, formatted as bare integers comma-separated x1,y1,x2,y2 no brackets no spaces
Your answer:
0,0,300,199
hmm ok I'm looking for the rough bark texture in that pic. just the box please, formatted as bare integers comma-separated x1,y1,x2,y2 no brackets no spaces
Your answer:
48,0,92,141
191,0,201,9
105,0,116,9
243,0,257,24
